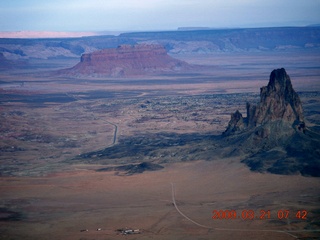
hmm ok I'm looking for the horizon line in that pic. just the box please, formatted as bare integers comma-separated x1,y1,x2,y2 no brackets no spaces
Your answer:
1,25,319,39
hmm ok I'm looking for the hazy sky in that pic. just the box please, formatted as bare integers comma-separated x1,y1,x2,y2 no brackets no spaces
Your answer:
1,0,320,32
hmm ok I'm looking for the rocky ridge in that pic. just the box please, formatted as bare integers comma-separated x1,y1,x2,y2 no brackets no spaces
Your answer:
62,44,189,77
223,68,320,177
1,27,320,59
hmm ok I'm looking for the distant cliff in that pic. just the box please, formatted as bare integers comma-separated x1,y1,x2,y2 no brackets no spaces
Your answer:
61,44,190,77
1,27,319,59
0,52,14,70
0,52,26,70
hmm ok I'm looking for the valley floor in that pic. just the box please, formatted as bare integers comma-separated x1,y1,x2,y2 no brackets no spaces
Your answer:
0,51,319,239
1,160,320,240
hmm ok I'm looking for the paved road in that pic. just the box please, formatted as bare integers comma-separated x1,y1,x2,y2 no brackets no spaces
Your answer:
103,120,118,145
66,92,119,147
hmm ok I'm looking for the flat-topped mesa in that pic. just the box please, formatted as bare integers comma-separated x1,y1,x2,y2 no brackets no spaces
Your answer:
80,44,168,63
65,44,189,77
224,68,306,136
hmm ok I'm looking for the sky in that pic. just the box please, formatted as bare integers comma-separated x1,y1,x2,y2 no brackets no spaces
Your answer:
1,0,320,34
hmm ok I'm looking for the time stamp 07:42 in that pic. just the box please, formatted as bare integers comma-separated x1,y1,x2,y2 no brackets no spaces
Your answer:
212,209,308,220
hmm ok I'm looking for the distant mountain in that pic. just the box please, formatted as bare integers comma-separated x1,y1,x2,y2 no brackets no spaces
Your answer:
119,27,320,53
223,68,320,177
0,27,319,59
59,44,190,77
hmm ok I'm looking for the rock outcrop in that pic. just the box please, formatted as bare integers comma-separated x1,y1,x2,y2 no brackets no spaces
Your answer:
223,68,320,177
62,44,189,77
225,68,305,135
223,110,245,135
247,68,304,127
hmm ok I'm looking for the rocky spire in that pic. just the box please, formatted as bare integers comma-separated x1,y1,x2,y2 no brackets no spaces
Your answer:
222,68,319,177
248,68,304,126
224,68,305,135
223,110,245,135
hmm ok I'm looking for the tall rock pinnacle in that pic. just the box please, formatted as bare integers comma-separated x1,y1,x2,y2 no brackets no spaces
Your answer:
222,68,320,177
248,68,304,126
224,68,305,135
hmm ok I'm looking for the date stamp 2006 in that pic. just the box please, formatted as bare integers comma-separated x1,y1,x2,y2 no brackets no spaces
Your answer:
212,209,308,220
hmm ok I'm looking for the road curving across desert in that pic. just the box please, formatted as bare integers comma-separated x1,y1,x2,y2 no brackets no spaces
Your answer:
102,119,118,146
171,183,320,239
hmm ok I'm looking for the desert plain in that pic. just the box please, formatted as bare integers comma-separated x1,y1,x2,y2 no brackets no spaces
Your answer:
1,50,320,240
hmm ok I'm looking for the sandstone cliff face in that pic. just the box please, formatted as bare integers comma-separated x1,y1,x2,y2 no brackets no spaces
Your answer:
223,68,320,177
64,44,189,77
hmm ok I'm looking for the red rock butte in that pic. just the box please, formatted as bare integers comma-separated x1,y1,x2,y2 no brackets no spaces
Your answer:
64,44,189,77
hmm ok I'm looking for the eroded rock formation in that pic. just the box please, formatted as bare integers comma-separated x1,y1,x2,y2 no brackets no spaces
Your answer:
223,68,320,177
62,44,189,77
224,68,305,136
249,68,304,126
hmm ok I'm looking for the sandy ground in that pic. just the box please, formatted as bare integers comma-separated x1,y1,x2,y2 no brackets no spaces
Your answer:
1,159,319,240
1,51,319,240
